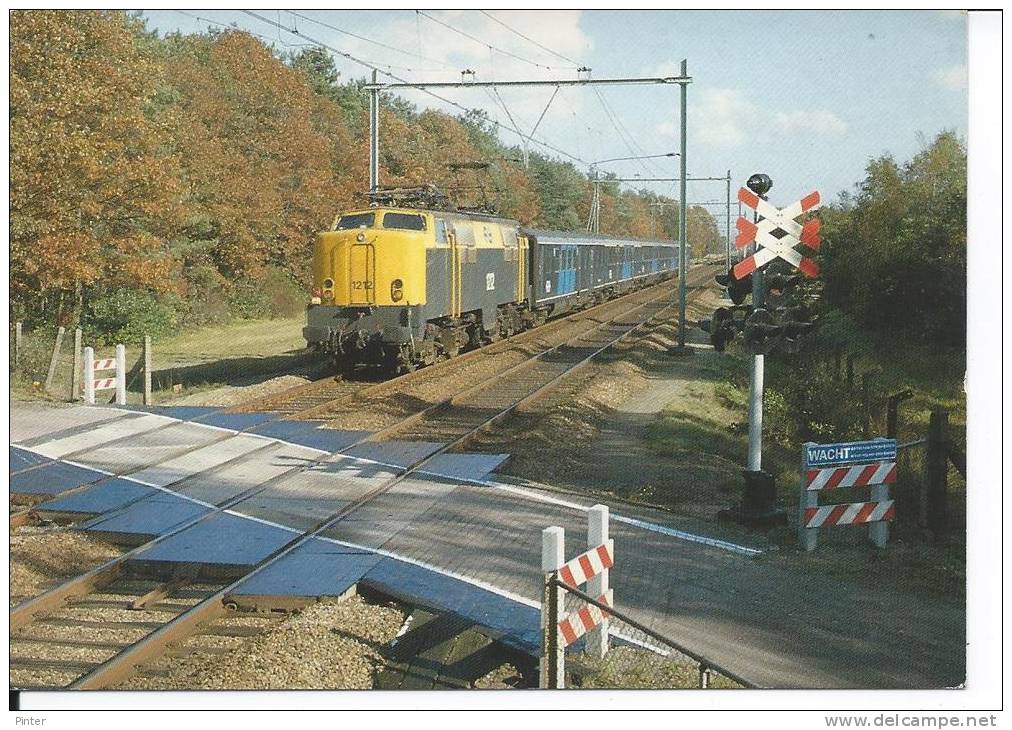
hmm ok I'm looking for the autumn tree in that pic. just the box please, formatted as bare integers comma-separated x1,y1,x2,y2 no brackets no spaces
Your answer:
10,10,185,325
820,131,966,346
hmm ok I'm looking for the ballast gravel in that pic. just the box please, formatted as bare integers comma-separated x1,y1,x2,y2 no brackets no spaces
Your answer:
9,525,122,606
117,597,407,690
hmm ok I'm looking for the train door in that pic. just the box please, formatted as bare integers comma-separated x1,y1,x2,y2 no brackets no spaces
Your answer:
447,226,462,318
516,233,528,302
349,243,375,305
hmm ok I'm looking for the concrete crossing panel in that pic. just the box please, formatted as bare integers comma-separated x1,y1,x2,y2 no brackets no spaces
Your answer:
68,421,226,474
362,557,541,654
127,433,270,487
135,512,296,566
228,457,399,532
10,404,129,444
10,446,53,474
82,492,211,538
324,477,460,549
422,453,510,482
252,422,369,453
29,413,176,459
10,460,106,496
39,478,156,515
170,443,321,505
231,537,382,597
344,440,446,468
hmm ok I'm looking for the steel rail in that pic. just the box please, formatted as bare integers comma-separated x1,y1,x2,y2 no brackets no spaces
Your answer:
241,274,680,419
20,269,716,688
63,278,692,689
361,289,670,442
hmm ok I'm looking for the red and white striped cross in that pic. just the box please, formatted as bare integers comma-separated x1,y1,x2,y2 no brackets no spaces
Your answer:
734,188,821,280
558,540,614,588
558,589,612,647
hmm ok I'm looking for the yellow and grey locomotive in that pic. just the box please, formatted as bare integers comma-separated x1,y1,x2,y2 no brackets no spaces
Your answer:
304,203,681,373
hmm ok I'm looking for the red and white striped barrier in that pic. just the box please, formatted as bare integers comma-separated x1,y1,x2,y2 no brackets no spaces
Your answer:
540,505,613,689
558,589,612,647
83,344,126,406
806,462,897,491
804,500,896,528
799,439,897,551
558,540,614,588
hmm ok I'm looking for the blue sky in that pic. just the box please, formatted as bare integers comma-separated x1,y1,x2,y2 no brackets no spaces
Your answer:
140,10,967,210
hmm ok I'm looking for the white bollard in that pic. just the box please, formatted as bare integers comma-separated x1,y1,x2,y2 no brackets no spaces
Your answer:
586,505,610,658
540,525,565,689
83,346,96,405
115,344,126,406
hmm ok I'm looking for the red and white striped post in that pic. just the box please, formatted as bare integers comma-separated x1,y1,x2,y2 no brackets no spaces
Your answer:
539,507,615,688
82,345,127,406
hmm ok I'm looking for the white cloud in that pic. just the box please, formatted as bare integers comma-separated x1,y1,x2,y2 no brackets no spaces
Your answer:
659,87,846,148
773,110,848,136
934,65,967,90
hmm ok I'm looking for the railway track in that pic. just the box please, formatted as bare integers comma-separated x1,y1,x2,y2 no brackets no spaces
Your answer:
10,266,716,690
230,272,693,420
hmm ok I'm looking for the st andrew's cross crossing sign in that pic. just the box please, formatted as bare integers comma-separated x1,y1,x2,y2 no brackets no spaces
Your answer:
734,188,821,280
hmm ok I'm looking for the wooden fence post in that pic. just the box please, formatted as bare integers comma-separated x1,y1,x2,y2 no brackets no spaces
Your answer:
861,373,872,438
44,326,66,393
886,389,914,439
540,526,565,689
71,328,83,401
143,336,153,406
923,409,949,537
14,321,23,369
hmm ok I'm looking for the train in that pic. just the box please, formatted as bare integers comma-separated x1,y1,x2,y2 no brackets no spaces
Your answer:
303,204,682,373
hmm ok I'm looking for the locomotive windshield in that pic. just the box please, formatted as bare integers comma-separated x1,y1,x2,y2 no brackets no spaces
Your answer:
382,212,426,231
335,212,375,230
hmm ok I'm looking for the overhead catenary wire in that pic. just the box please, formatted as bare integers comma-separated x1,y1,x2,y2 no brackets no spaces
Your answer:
286,10,455,71
478,10,583,67
416,10,578,71
178,10,433,72
240,10,592,169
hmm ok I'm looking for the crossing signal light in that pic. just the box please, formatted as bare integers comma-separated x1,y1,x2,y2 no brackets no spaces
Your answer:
715,269,753,306
743,309,816,355
744,309,778,354
746,173,773,197
764,273,802,298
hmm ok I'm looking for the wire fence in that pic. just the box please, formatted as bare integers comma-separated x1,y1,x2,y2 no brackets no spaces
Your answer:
552,578,755,689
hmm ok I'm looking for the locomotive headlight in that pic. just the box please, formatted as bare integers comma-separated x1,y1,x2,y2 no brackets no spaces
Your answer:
323,278,334,290
356,232,366,242
391,278,404,302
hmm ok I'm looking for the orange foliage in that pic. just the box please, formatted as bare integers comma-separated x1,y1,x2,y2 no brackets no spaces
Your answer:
10,10,185,311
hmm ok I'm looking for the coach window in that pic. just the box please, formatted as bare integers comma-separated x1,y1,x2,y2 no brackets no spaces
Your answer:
382,212,427,231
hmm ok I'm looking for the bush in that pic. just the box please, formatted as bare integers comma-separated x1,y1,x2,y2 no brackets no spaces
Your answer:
228,267,307,320
84,288,179,345
180,263,232,327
